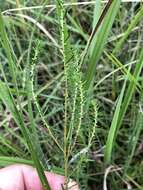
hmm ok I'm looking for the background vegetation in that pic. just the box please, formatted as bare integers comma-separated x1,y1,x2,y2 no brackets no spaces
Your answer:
0,0,143,189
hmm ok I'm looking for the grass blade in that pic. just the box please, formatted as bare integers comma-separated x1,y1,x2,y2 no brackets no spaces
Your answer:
117,49,143,133
0,156,33,167
0,81,51,190
105,49,143,164
123,99,143,176
84,0,120,91
0,14,52,190
90,0,102,55
104,67,128,164
113,5,143,54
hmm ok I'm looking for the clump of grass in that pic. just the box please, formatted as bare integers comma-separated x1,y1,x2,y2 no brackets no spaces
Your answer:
0,13,52,190
0,1,143,190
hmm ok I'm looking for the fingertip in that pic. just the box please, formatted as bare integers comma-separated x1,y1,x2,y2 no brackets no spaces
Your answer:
45,171,65,190
67,180,79,190
45,172,79,190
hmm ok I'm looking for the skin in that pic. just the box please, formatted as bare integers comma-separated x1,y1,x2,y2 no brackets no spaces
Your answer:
0,165,78,190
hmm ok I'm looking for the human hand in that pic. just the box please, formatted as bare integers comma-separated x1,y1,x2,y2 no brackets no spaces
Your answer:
0,164,78,190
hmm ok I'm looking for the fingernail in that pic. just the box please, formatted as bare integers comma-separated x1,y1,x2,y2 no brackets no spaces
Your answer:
62,179,79,190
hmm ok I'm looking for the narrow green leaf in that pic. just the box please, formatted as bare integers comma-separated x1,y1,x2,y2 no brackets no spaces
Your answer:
123,100,143,175
0,13,52,190
114,6,143,54
0,81,51,190
117,49,143,133
0,156,33,167
90,0,101,55
105,49,143,164
104,67,127,164
85,0,120,91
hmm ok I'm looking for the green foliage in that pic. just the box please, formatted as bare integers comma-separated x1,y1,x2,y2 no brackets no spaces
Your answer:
84,0,121,92
0,13,51,190
0,1,143,189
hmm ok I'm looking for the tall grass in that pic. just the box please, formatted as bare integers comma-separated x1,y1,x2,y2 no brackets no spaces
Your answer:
0,1,143,189
0,13,52,190
84,0,121,92
105,49,143,164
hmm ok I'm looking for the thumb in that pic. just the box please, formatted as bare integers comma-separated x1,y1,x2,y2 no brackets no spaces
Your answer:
0,164,79,190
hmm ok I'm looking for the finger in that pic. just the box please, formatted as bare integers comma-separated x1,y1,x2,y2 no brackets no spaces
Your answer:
0,164,79,190
21,165,79,190
0,165,25,190
21,164,65,190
